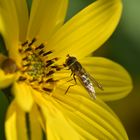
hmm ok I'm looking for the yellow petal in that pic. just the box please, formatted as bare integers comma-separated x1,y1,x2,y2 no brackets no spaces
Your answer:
5,101,17,140
5,101,43,140
12,82,34,112
46,0,122,60
29,105,43,140
5,101,28,140
80,57,133,101
13,0,29,41
33,90,80,140
52,89,128,140
27,0,68,42
0,69,16,89
29,90,46,132
16,103,28,140
0,1,21,65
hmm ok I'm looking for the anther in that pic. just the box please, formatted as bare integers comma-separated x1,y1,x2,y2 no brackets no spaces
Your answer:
46,60,54,67
18,76,27,81
42,87,53,92
29,38,36,46
46,78,58,83
54,57,58,61
56,67,61,71
18,48,22,53
22,41,28,46
45,58,58,65
43,50,52,56
35,44,45,50
22,56,28,61
38,50,44,55
24,47,32,52
63,64,67,67
29,78,37,83
38,80,43,84
23,63,30,67
46,70,55,76
51,65,61,71
46,78,54,83
51,66,57,69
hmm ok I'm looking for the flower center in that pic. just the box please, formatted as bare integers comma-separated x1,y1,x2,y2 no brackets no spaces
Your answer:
18,38,61,94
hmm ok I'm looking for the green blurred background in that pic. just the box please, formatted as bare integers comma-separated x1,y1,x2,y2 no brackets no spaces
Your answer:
0,0,140,139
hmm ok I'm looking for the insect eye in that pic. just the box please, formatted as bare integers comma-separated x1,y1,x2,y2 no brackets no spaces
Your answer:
66,58,73,66
63,63,67,67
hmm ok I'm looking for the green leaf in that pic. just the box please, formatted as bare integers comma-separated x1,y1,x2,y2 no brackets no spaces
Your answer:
0,90,9,140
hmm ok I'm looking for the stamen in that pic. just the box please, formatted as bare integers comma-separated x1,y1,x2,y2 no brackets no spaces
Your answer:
43,50,52,56
23,63,31,67
22,41,28,46
29,38,36,46
46,78,54,83
18,76,27,81
38,50,44,55
29,78,37,83
51,66,57,69
42,87,53,92
46,60,54,67
38,80,43,84
46,70,55,76
54,57,58,61
24,47,32,52
56,67,61,71
18,39,60,94
18,48,23,53
35,44,45,50
22,56,28,61
51,65,63,71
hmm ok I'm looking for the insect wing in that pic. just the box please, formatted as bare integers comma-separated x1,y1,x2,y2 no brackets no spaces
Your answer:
76,70,96,99
87,73,103,90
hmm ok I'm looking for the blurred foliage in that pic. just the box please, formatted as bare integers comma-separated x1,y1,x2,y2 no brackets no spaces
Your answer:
66,0,94,21
0,36,7,55
121,0,140,46
0,91,8,139
0,0,140,139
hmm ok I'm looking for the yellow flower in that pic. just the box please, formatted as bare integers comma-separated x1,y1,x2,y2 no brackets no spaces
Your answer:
0,0,132,140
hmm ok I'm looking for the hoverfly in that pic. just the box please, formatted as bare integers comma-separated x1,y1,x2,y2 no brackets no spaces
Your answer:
64,54,103,99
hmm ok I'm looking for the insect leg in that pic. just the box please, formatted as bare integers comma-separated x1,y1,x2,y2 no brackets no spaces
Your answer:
65,74,77,94
67,78,74,83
